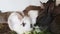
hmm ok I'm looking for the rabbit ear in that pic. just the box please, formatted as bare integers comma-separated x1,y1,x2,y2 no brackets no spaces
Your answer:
40,1,45,9
8,12,23,31
28,10,38,18
28,10,38,25
17,13,23,20
17,12,24,20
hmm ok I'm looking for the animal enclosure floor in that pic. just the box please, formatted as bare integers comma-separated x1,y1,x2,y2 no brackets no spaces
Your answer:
0,23,17,34
0,23,52,34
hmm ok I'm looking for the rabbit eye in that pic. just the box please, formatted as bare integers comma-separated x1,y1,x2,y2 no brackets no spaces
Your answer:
22,22,26,27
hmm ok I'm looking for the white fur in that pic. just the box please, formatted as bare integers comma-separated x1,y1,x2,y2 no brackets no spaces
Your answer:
28,10,38,26
8,12,32,34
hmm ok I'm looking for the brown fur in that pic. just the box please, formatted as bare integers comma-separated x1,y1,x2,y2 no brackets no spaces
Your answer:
50,5,60,34
23,5,44,16
0,11,24,23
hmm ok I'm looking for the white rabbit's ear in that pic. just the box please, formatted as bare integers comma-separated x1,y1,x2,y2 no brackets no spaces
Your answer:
8,13,16,30
8,12,23,31
17,13,23,20
28,10,38,18
28,10,38,25
8,18,13,30
17,12,24,20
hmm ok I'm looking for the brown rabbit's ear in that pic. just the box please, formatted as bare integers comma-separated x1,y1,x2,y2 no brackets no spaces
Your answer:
40,1,45,9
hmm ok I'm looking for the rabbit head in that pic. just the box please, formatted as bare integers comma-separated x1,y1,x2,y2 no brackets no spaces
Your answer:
8,12,33,34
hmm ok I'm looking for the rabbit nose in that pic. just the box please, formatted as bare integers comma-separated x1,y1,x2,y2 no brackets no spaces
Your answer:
22,22,26,27
30,24,33,28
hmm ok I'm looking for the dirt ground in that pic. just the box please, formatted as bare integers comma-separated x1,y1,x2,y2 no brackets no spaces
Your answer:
0,23,17,34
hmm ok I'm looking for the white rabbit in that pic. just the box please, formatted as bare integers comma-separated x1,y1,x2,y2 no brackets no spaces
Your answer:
8,12,33,34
